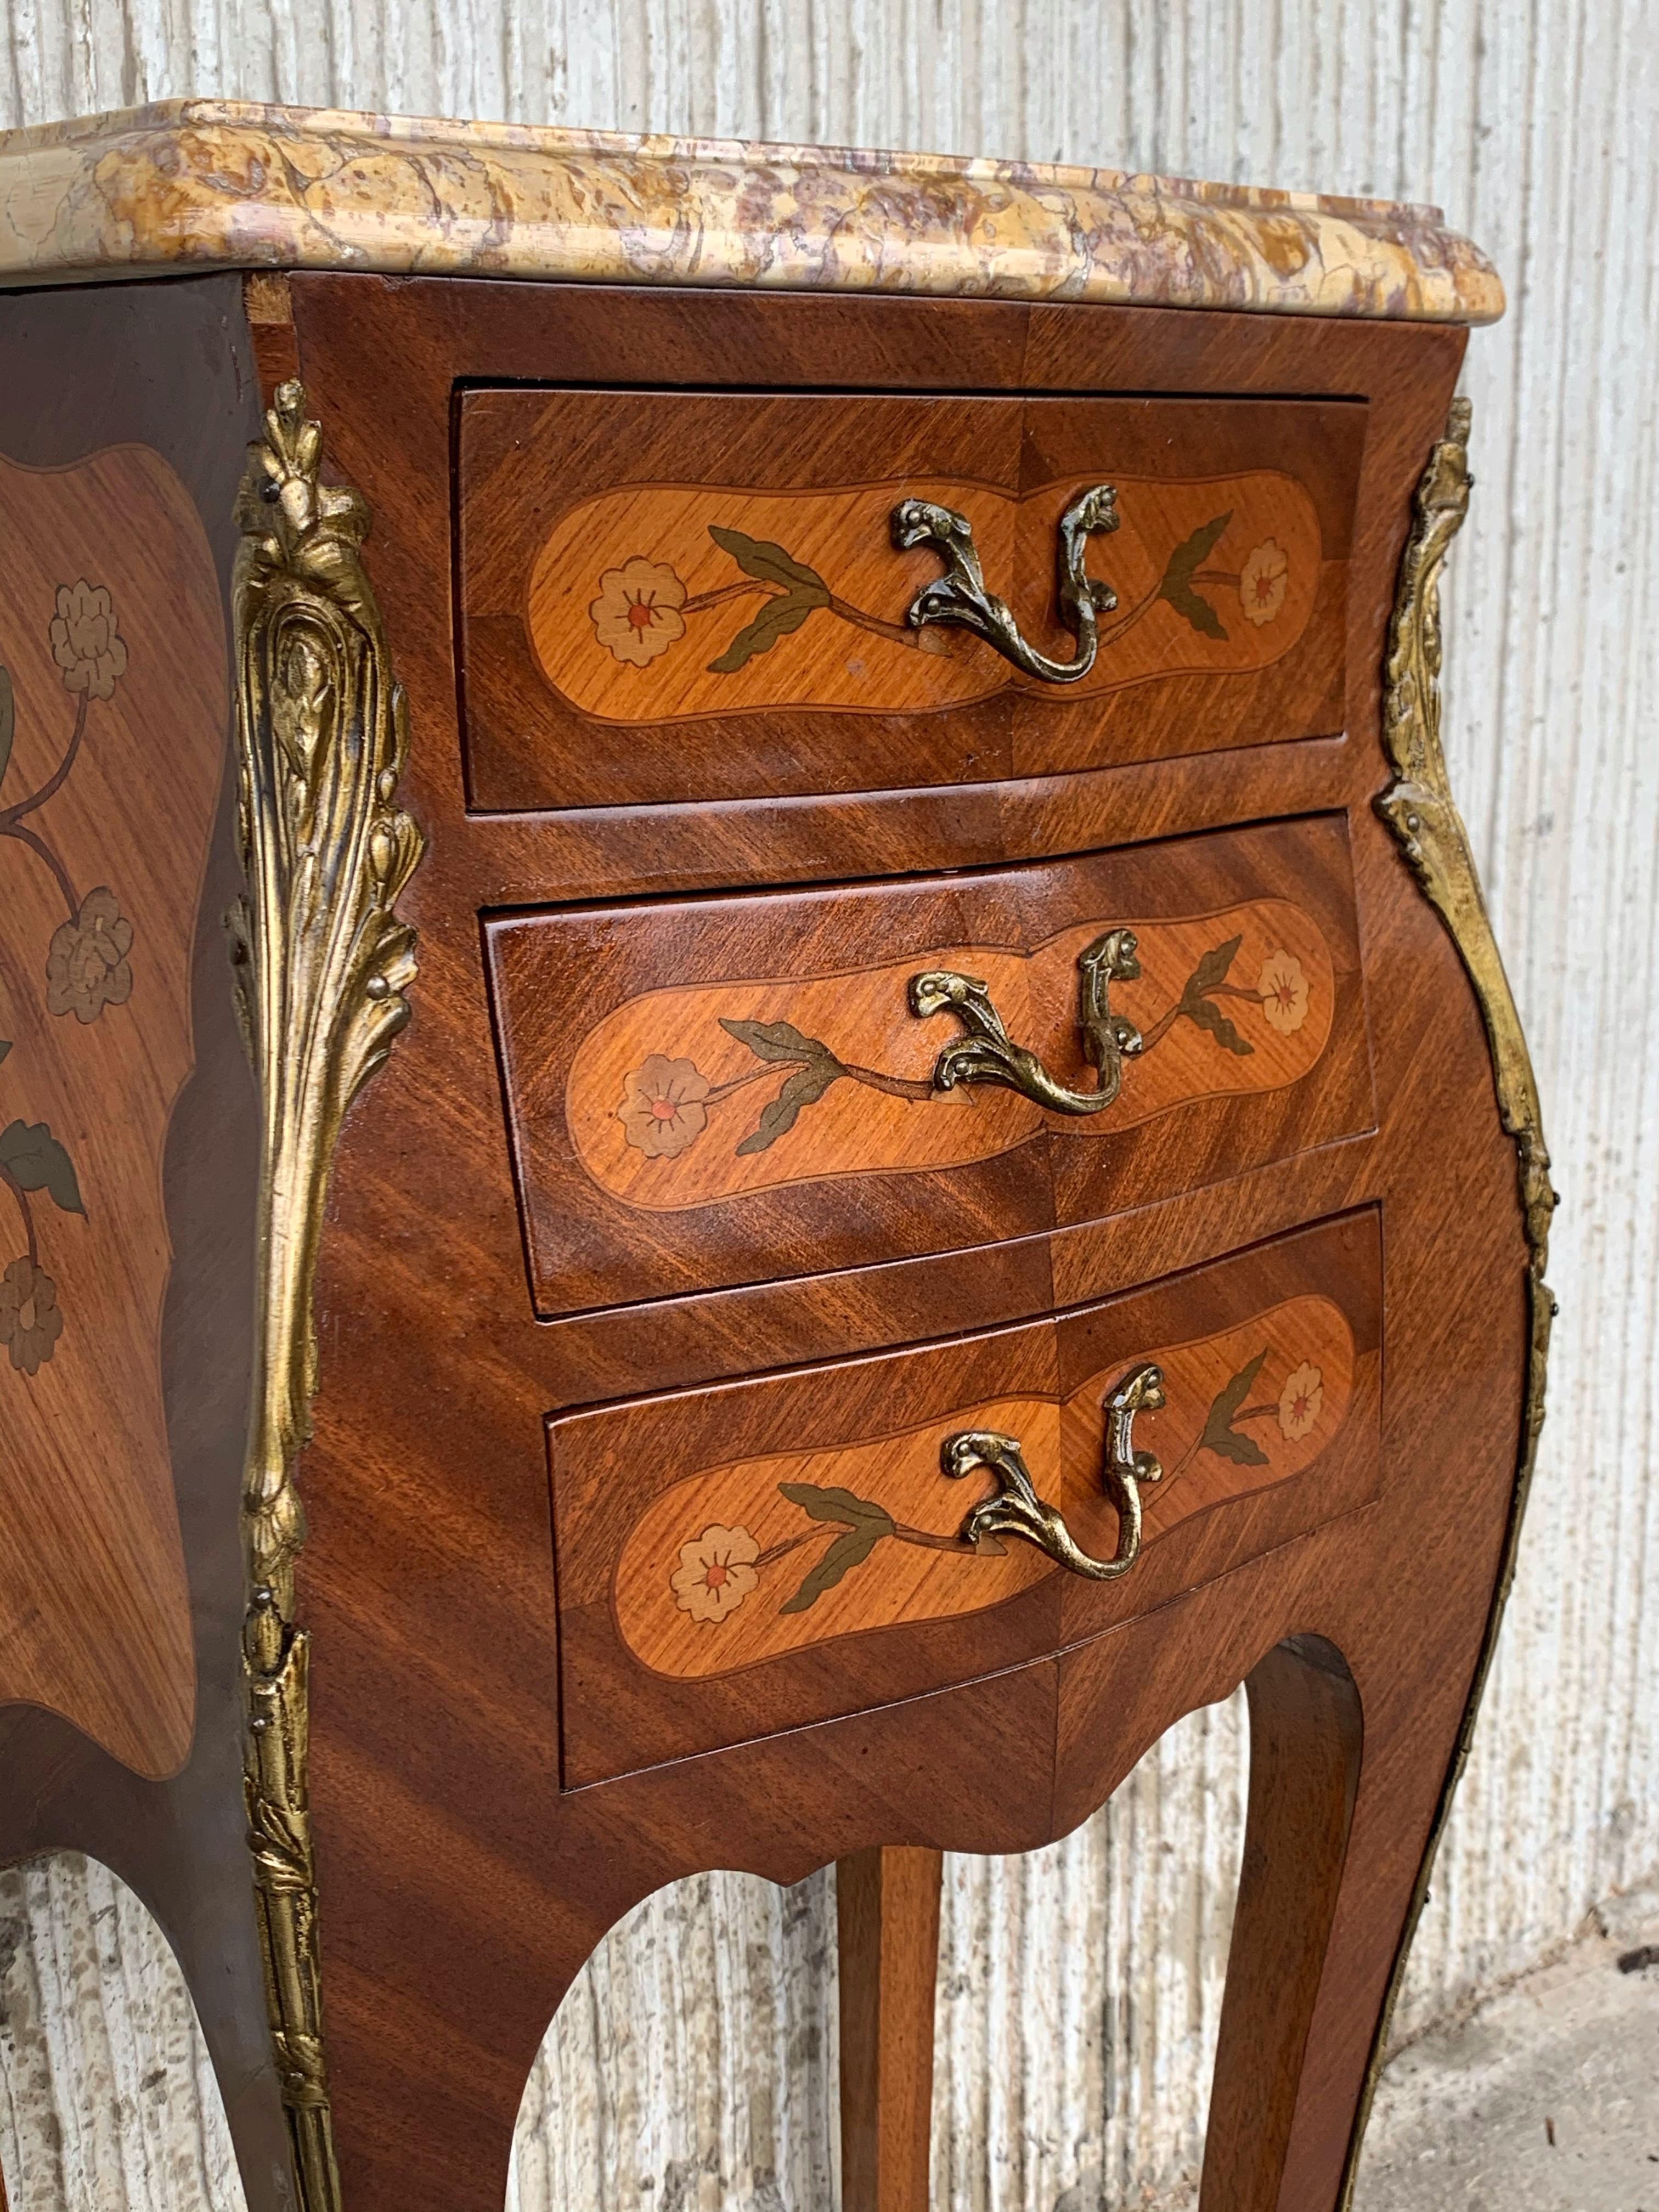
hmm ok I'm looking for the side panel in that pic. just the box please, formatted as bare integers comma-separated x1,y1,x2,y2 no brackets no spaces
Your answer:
0,277,286,2205
0,438,217,1775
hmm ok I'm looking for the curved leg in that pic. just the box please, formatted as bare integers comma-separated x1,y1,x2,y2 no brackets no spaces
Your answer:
837,1846,943,2212
1200,1637,1363,2212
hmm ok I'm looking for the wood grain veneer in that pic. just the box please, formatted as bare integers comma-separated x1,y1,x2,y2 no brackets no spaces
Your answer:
0,273,292,2204
0,254,1536,2212
245,273,1525,2212
457,391,1363,810
838,1844,944,2212
486,812,1372,1316
549,1210,1380,1784
0,438,225,1777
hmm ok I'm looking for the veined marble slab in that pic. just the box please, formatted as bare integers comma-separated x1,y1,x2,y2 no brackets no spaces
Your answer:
0,100,1502,320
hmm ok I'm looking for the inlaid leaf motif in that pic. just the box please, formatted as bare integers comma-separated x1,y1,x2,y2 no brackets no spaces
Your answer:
776,1481,897,1613
0,1119,85,1216
708,528,830,598
1199,1348,1271,1465
1175,932,1254,1056
1158,511,1233,640
0,1040,10,1066
779,1521,890,1613
778,1482,896,1534
735,1055,844,1154
718,1016,829,1064
1181,993,1251,1056
706,526,832,673
1185,935,1245,998
707,589,828,673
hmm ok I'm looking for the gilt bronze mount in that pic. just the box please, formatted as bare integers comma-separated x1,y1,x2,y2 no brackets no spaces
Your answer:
942,1362,1166,1582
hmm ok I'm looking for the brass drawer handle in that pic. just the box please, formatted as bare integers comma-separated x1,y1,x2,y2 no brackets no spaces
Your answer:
910,926,1143,1115
941,1362,1166,1582
892,483,1120,682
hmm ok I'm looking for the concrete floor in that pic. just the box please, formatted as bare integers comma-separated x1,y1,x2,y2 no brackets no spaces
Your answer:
1352,1892,1659,2211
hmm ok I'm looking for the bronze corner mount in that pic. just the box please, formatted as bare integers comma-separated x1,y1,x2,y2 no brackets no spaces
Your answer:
231,378,425,2212
1343,393,1557,2209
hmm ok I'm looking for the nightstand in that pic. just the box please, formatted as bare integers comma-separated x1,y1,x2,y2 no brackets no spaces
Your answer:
0,102,1549,2212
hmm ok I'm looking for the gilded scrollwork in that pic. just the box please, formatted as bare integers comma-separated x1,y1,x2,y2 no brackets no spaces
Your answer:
1341,396,1556,2207
232,379,424,2212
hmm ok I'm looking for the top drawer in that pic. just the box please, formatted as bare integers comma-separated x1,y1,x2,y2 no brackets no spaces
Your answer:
456,391,1367,811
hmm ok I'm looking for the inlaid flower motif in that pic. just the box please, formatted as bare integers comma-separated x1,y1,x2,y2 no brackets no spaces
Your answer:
1278,1362,1324,1441
672,1524,760,1623
1256,950,1308,1034
1,1256,63,1375
49,580,127,699
1239,539,1289,627
591,557,688,666
47,886,134,1023
618,1053,712,1159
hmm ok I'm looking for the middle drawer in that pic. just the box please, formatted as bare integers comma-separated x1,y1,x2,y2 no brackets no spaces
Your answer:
484,813,1373,1318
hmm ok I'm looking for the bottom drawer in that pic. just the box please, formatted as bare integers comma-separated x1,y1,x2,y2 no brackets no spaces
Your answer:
548,1209,1381,1786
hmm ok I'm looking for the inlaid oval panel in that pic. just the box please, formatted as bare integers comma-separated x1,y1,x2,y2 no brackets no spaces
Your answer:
458,391,1366,809
565,895,1335,1213
485,814,1375,1318
0,441,224,1779
525,470,1324,722
547,1210,1381,1785
617,1290,1354,1680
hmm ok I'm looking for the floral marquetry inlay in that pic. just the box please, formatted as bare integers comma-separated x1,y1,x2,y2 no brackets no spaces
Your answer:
532,474,1323,723
0,578,132,1381
615,1294,1356,1680
0,441,227,1778
566,899,1332,1210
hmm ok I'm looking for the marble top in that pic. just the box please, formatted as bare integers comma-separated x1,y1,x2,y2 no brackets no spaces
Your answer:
0,100,1503,323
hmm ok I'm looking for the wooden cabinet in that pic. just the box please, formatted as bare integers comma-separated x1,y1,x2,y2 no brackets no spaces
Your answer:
0,104,1545,2212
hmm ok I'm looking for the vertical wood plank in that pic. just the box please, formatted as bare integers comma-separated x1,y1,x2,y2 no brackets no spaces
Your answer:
837,1847,943,2212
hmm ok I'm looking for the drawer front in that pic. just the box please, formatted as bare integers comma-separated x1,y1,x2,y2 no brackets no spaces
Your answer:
548,1210,1381,1785
486,814,1373,1318
458,390,1365,810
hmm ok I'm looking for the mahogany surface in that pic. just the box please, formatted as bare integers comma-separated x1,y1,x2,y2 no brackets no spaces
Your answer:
0,435,223,1776
549,1210,1380,1784
486,812,1371,1314
267,274,1517,2212
0,262,1534,2212
456,388,1362,809
838,1846,944,2212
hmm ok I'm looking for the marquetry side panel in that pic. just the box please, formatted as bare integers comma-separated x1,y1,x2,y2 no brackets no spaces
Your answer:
0,441,227,1779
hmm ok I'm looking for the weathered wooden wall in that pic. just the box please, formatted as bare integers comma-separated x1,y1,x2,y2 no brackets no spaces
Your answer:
2,1,1655,2207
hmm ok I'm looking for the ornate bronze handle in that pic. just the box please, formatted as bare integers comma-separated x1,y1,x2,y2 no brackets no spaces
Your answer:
909,926,1143,1115
941,1363,1166,1582
891,483,1120,682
